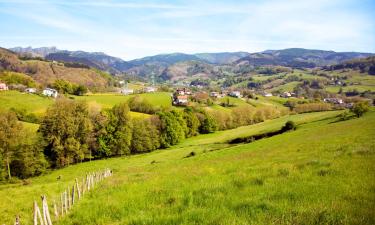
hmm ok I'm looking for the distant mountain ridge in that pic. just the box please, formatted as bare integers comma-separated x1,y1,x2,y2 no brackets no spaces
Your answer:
0,47,111,88
10,47,133,74
235,48,374,68
9,47,374,80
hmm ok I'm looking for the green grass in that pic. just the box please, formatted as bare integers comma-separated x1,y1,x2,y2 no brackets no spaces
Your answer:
0,91,170,118
0,90,53,115
74,92,172,109
326,85,375,93
2,110,374,225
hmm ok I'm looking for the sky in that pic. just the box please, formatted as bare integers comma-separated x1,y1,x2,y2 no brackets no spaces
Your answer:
0,0,374,60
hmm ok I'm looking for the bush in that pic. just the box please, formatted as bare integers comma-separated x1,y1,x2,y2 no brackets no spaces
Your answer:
294,103,332,113
128,95,159,114
350,101,370,118
281,121,296,132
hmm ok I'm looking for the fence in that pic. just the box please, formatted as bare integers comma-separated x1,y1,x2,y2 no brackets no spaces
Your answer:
8,168,112,225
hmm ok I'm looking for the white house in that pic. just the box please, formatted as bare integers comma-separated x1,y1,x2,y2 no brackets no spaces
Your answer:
120,88,134,95
174,95,188,105
263,92,273,97
281,92,291,98
324,98,344,104
145,87,156,93
25,88,37,94
229,91,241,98
0,83,8,91
210,92,219,98
43,88,58,98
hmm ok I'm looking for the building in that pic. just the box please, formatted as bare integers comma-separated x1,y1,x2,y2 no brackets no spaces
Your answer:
228,91,241,98
120,88,134,95
25,88,37,94
281,92,291,98
210,92,219,98
175,88,191,95
0,83,8,91
324,98,344,104
43,88,58,98
145,87,157,93
174,95,188,105
263,92,273,97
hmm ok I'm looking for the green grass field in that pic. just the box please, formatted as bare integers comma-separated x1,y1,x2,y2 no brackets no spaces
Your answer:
74,92,172,109
0,90,53,115
1,110,374,225
0,91,171,118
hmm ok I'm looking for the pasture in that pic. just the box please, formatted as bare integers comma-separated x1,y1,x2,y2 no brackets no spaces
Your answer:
1,110,374,224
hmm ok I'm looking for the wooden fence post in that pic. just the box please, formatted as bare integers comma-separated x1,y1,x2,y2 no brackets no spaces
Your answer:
41,195,52,225
60,193,64,216
34,201,44,225
53,200,58,219
75,178,81,200
67,187,71,210
64,191,68,214
14,215,20,225
71,185,75,206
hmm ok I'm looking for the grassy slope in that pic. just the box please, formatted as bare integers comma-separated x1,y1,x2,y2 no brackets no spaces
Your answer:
74,92,172,109
59,111,373,225
0,91,168,118
2,110,374,225
0,90,53,115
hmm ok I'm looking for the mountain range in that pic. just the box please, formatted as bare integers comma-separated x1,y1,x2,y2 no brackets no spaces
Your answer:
9,47,374,81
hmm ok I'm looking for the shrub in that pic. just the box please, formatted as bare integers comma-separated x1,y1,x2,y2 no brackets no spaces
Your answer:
294,103,332,113
350,101,370,118
128,95,159,114
281,121,296,132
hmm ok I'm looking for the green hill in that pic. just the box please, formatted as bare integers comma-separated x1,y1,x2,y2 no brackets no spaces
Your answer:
1,110,374,224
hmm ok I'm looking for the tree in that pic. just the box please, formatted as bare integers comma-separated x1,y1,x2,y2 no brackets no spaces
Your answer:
106,103,133,156
199,111,218,134
0,111,23,180
350,101,370,118
183,108,200,137
39,99,92,168
10,132,47,179
74,85,88,96
131,118,160,153
281,121,296,132
157,110,185,148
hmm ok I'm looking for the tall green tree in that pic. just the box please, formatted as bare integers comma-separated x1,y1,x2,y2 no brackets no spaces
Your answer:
95,103,133,157
131,118,160,153
199,111,218,134
183,108,200,137
10,132,48,179
157,110,185,148
40,99,92,168
0,111,23,180
350,101,370,118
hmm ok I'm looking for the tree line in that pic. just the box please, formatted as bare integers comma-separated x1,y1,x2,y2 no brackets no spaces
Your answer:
0,99,217,180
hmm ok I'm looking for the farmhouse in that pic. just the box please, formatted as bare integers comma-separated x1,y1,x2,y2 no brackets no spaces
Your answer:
145,87,157,93
324,98,344,104
25,88,37,93
263,92,273,97
43,88,58,98
210,92,219,98
0,82,8,91
120,88,134,95
174,95,188,105
228,91,241,98
281,92,291,98
176,88,191,95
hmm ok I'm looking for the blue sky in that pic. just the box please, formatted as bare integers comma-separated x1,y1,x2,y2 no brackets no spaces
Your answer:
0,0,374,60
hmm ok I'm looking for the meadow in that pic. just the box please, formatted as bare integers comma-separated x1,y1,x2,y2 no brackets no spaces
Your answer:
0,91,172,119
1,109,374,225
